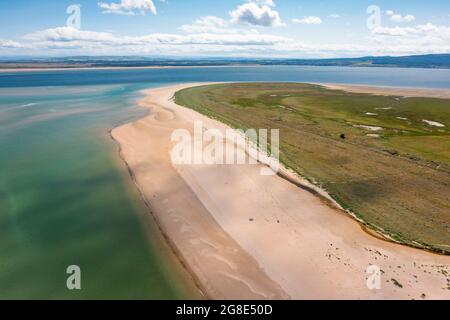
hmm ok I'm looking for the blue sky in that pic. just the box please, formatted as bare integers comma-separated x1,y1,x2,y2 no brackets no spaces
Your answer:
0,0,449,57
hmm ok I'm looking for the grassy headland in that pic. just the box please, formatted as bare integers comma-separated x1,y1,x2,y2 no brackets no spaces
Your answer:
175,83,450,254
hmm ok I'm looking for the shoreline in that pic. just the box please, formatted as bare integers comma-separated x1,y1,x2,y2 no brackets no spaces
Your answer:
111,83,289,300
109,128,209,300
112,82,450,300
319,83,450,99
0,65,261,73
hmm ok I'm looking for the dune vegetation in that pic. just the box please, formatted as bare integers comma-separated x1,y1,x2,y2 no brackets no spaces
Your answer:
175,83,450,254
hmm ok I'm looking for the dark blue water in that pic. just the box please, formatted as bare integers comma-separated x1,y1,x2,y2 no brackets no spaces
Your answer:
1,66,450,89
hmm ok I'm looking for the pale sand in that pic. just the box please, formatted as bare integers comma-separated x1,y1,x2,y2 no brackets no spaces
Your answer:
112,83,450,300
321,83,450,99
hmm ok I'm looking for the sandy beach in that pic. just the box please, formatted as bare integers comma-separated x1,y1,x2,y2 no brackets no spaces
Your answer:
321,83,450,99
111,83,450,300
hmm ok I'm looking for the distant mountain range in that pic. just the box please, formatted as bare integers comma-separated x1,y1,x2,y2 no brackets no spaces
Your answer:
1,54,449,69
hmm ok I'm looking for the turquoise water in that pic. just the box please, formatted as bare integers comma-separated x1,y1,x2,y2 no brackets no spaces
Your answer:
0,66,449,299
0,84,193,299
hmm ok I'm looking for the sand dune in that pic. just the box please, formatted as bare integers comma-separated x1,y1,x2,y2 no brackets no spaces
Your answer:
112,83,450,300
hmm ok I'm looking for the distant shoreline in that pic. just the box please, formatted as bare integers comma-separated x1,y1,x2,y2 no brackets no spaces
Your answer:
2,63,450,73
0,64,262,73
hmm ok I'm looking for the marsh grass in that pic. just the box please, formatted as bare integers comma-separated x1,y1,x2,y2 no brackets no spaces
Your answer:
175,83,450,254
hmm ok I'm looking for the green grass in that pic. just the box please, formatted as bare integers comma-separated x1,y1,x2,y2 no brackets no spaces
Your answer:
175,83,450,254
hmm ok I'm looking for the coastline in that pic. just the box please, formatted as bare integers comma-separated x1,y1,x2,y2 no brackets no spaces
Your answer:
111,83,289,300
0,65,261,73
320,83,450,99
112,83,450,300
109,128,207,300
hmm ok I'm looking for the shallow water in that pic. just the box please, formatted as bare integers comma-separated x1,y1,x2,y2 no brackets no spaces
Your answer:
0,66,449,299
0,84,194,299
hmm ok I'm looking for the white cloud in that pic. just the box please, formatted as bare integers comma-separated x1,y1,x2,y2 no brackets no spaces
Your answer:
230,1,284,27
386,10,415,23
21,26,290,48
2,6,449,58
272,40,450,58
292,16,322,25
24,27,117,43
369,23,450,54
5,26,450,57
98,0,157,16
8,21,449,57
0,39,24,49
372,23,450,39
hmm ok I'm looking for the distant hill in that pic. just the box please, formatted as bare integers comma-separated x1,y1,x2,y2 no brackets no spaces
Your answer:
261,54,450,69
1,54,449,69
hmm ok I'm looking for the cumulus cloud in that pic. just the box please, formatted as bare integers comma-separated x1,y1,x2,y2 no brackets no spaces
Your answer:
0,39,24,49
274,40,450,58
230,1,284,27
2,3,449,58
292,16,322,25
7,21,449,57
183,1,284,32
372,23,450,38
98,0,157,16
24,27,116,42
386,10,415,23
21,26,290,49
369,23,450,54
4,25,450,57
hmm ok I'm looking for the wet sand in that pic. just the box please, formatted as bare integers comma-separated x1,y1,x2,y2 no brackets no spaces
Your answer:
112,83,450,300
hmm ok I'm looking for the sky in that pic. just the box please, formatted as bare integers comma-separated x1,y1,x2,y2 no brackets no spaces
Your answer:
0,0,449,58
